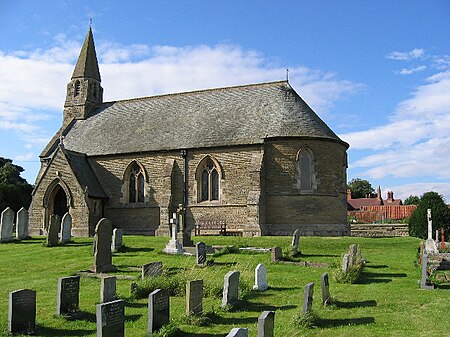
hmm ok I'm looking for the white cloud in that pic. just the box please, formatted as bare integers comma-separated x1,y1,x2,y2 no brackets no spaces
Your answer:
396,65,426,75
385,182,450,204
387,48,425,61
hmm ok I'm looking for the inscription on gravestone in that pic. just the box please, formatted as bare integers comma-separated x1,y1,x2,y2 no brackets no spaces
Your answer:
142,261,163,279
96,299,125,337
221,270,240,308
258,310,275,337
196,242,207,266
8,289,36,335
302,282,314,314
57,276,80,315
101,276,117,303
148,289,170,334
16,207,29,240
0,207,14,243
186,279,203,316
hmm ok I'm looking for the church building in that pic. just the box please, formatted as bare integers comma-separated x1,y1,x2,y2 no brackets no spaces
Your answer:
29,28,350,237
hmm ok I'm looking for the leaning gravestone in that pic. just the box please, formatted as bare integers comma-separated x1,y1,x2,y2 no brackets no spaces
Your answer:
302,282,314,314
96,299,125,337
142,261,163,279
148,288,170,334
101,276,117,303
47,214,61,246
253,263,268,291
94,218,115,273
321,272,331,305
291,229,301,255
258,310,275,337
271,246,282,262
56,276,80,316
111,228,123,253
342,253,349,273
186,279,203,316
221,270,240,308
0,207,14,242
348,244,357,267
8,289,36,335
16,207,29,240
226,328,248,337
196,241,207,266
60,212,72,243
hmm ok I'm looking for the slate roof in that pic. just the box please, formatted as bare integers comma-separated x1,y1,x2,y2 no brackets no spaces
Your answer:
72,27,101,81
62,81,347,156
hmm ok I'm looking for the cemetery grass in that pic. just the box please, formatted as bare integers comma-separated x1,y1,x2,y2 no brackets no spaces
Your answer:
0,236,448,337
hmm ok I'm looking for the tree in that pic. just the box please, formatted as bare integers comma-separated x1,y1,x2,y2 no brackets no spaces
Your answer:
404,195,420,205
0,157,33,212
408,191,450,239
347,178,374,199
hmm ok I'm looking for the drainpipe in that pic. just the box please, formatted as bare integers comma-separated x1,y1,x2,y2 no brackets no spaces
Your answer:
181,149,188,207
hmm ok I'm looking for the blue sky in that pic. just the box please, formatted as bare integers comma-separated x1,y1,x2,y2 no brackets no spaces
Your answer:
1,1,449,202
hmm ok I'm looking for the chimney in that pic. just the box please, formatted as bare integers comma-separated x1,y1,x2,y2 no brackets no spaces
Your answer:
347,189,352,200
376,186,382,200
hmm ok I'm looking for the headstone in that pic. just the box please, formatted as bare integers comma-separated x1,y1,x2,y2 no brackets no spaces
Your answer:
186,279,203,316
94,218,115,273
258,310,275,337
8,289,36,335
427,209,433,240
56,276,80,315
142,261,163,279
221,270,240,308
348,244,357,266
226,328,248,337
60,212,72,243
162,214,184,254
321,272,331,305
196,241,207,266
253,263,268,291
271,246,282,262
96,299,125,337
0,207,14,242
91,234,97,256
101,276,117,303
425,209,438,253
148,289,170,334
291,229,301,255
302,282,314,314
176,204,194,247
111,228,123,253
342,253,349,272
47,214,60,246
16,207,29,240
421,254,435,290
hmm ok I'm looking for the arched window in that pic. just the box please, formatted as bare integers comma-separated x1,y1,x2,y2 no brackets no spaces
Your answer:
74,80,81,97
124,161,147,203
296,148,316,192
197,157,221,202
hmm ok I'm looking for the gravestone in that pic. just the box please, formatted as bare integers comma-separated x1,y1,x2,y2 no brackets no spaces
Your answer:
302,282,314,314
196,241,207,266
16,207,29,240
56,276,80,315
186,279,203,316
142,261,163,279
8,289,36,335
226,328,248,337
101,276,117,303
321,272,331,305
425,209,438,253
176,204,194,247
348,244,357,266
342,253,349,273
221,270,240,308
0,207,14,242
111,228,123,253
96,299,125,337
291,229,301,255
148,289,170,334
47,214,60,246
271,246,282,262
253,263,268,291
162,213,183,254
60,212,72,243
258,310,275,337
94,218,115,273
421,254,435,290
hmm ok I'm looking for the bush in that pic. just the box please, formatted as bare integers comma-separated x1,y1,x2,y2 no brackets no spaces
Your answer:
130,274,186,299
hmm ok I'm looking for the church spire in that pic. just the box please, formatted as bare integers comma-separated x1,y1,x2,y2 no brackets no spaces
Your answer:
72,27,101,81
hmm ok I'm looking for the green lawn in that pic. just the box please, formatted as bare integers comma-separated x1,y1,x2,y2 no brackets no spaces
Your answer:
0,235,448,337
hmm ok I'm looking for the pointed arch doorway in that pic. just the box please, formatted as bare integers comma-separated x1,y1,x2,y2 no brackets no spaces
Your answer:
44,183,71,232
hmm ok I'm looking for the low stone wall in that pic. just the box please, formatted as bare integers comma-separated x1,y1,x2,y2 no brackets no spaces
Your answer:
351,223,409,237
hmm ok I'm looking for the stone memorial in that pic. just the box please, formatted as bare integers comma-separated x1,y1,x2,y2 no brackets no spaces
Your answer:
302,282,314,314
321,272,331,305
148,288,170,334
176,204,194,247
94,218,116,273
196,241,207,266
47,214,60,246
60,212,72,243
258,310,275,337
425,209,438,253
101,276,117,303
221,270,240,308
96,299,125,337
226,328,248,337
348,244,357,266
291,228,301,255
162,213,183,254
16,207,29,240
342,253,349,273
111,228,123,253
421,254,435,290
0,207,14,242
253,263,268,291
186,279,203,316
8,289,36,335
142,261,163,279
56,276,80,315
271,246,282,262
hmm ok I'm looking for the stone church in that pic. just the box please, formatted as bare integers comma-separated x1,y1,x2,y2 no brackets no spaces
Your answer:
29,28,350,237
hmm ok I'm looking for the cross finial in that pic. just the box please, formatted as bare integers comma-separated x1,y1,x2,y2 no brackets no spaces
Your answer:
286,68,289,82
89,18,93,27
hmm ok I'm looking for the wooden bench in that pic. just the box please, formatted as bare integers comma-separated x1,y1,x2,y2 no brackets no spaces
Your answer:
195,220,227,236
